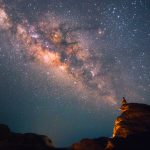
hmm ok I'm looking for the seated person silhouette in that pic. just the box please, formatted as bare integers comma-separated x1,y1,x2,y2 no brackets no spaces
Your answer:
121,97,127,105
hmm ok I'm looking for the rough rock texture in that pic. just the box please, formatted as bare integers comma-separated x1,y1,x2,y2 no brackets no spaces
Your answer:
106,132,150,150
112,103,150,138
106,102,150,150
0,124,66,150
0,102,150,150
71,137,109,150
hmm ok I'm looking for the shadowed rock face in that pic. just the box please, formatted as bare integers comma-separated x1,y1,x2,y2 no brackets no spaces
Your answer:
105,102,150,150
106,132,150,150
113,103,150,138
0,124,11,140
0,102,150,150
0,124,57,150
71,137,109,150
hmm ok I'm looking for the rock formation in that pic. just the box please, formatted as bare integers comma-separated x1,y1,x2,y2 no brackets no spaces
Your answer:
71,137,109,150
71,102,150,150
0,102,150,150
106,102,150,150
0,124,61,150
112,103,150,138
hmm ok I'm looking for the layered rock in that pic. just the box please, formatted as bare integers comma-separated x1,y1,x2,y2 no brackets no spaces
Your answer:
113,103,150,138
105,102,150,150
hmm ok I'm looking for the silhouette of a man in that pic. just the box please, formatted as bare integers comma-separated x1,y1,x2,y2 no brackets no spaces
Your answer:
121,97,127,105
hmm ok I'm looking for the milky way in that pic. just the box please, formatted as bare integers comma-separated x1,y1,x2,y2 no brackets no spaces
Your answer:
0,1,118,105
0,0,150,146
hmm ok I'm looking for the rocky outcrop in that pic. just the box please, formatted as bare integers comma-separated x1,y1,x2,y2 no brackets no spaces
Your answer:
0,102,150,150
0,124,59,150
106,102,150,150
71,102,150,150
112,103,150,138
71,137,109,150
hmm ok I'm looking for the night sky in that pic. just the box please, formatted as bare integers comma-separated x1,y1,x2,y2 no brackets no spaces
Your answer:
0,0,150,147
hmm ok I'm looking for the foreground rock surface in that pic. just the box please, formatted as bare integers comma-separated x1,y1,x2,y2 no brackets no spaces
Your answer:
113,103,150,138
0,102,150,150
106,102,150,150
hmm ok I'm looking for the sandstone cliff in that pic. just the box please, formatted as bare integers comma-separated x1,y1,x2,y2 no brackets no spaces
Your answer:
113,103,150,138
106,102,150,150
